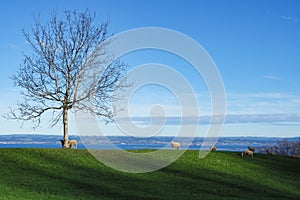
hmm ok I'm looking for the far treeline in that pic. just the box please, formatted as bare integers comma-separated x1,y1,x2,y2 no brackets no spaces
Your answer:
263,138,300,157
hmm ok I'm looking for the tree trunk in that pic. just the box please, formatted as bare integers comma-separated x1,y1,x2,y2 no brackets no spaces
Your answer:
63,107,69,148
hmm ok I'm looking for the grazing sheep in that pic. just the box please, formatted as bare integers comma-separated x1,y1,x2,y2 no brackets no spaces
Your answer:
59,139,77,149
68,140,77,149
171,141,180,150
210,145,216,151
241,149,254,158
248,146,255,152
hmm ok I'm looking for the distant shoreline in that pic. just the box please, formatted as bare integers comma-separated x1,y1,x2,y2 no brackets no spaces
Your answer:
0,134,298,151
0,133,299,138
0,143,255,151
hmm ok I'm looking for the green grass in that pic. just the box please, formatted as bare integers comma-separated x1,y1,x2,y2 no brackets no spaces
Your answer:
0,149,299,199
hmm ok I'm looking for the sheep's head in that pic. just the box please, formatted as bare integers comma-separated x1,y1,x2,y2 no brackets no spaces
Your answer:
59,140,64,145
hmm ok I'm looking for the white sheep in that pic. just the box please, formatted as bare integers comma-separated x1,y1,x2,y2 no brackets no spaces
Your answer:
68,140,77,149
210,145,216,151
59,139,77,149
171,141,180,150
241,149,254,158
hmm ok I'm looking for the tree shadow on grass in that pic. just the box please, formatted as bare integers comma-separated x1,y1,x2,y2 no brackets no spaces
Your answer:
0,149,165,199
1,149,299,200
161,152,299,199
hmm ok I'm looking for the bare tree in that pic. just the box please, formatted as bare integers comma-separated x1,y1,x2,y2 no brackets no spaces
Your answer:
265,138,300,157
5,10,127,148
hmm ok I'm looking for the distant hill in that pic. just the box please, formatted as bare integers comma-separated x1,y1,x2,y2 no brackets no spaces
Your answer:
0,149,299,199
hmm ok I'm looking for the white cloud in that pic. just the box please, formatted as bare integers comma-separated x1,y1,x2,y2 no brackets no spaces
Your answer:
226,92,300,115
8,43,18,49
122,91,299,118
116,113,300,125
291,99,300,103
227,92,294,99
262,75,282,81
281,15,299,22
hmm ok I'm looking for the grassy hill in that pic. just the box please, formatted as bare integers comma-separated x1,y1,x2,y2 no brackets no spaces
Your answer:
0,149,299,199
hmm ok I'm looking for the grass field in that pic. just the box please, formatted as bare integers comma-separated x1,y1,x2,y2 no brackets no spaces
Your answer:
0,149,299,199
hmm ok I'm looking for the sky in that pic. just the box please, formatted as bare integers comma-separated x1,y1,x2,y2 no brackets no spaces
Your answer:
0,0,299,137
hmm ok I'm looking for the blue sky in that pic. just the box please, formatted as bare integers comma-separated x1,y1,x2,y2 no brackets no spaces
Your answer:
0,0,299,137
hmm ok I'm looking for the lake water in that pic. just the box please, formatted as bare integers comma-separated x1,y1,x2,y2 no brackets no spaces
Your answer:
0,143,254,152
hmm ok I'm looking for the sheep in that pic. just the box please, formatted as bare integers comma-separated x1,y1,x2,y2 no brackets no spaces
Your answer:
59,139,77,149
171,141,180,150
248,146,255,152
210,145,216,151
68,139,77,149
241,149,254,158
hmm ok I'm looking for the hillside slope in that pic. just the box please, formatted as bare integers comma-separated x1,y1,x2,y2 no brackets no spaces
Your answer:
0,149,299,199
